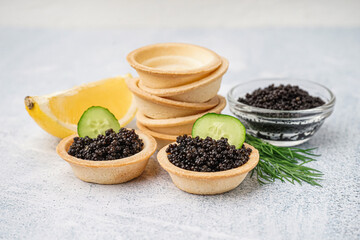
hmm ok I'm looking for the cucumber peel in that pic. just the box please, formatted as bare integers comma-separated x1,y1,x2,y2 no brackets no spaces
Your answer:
192,113,246,148
77,106,120,138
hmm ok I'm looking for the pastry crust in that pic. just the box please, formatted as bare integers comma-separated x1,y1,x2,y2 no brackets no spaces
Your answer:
126,78,220,118
136,121,177,150
139,57,229,103
56,130,157,184
136,95,226,135
157,143,259,195
127,43,221,89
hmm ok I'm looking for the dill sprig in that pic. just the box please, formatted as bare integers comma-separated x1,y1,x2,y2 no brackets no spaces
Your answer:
245,134,323,186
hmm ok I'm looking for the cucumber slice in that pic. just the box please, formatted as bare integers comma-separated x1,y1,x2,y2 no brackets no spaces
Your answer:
77,106,120,138
192,113,246,148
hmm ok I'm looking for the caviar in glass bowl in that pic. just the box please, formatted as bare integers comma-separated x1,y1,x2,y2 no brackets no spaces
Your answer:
227,78,335,147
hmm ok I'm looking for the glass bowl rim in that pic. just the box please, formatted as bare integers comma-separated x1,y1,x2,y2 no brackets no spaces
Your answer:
227,78,336,114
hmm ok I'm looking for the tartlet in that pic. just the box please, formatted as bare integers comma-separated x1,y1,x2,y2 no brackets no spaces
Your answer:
138,57,229,103
126,77,220,119
56,130,157,184
136,95,226,135
157,143,259,195
127,43,222,89
136,122,177,150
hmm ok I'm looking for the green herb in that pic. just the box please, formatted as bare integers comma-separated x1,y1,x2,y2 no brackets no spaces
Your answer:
245,134,323,186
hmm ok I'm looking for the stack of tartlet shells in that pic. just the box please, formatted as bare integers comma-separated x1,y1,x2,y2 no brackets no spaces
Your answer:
126,43,228,149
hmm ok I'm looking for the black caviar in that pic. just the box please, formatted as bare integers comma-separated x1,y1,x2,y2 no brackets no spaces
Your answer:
166,135,252,172
68,128,144,161
238,84,325,110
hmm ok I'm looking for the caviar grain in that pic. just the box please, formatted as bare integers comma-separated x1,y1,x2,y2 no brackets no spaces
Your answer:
166,135,252,172
238,84,325,110
68,128,144,161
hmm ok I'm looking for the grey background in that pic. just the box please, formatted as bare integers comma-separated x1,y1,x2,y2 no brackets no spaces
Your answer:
1,1,360,240
1,0,359,28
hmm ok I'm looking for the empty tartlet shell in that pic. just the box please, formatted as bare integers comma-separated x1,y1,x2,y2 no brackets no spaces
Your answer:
126,77,220,119
157,143,259,195
138,57,229,103
136,95,226,135
126,43,221,89
56,130,157,184
136,121,177,150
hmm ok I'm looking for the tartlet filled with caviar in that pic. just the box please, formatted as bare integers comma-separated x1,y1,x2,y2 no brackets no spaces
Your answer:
56,106,157,184
57,129,156,184
157,113,259,195
157,135,259,195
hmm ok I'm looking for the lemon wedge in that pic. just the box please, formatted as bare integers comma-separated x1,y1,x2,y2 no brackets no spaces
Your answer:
25,74,137,138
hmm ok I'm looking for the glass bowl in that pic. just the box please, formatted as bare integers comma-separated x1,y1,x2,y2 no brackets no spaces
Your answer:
227,78,335,147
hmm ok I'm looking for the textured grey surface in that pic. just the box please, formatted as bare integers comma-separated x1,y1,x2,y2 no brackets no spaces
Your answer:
0,27,359,240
